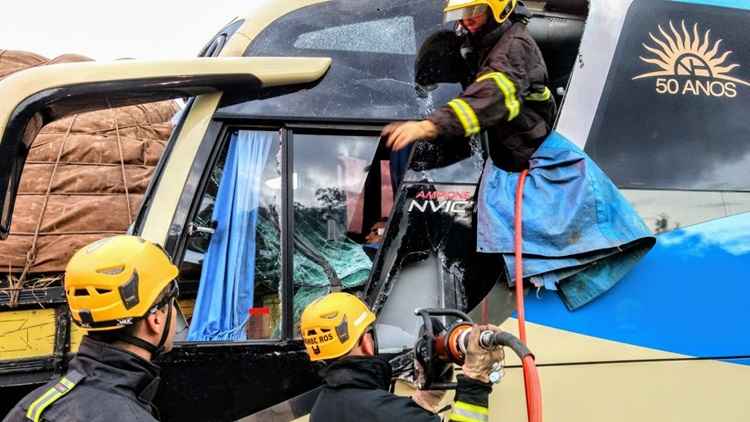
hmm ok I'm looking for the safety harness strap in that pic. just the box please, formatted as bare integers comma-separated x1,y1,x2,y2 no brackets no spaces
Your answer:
25,370,85,422
449,401,489,422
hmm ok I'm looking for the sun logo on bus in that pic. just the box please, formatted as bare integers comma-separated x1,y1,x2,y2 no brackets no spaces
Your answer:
633,20,749,98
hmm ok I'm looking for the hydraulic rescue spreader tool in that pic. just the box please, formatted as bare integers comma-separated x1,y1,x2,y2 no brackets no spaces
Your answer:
413,170,542,422
414,308,533,389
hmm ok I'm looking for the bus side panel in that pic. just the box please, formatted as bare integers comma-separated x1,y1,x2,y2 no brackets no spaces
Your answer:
521,212,750,363
490,359,750,421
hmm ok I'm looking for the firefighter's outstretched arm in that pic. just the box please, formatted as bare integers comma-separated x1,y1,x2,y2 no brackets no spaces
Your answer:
383,40,531,151
382,120,439,151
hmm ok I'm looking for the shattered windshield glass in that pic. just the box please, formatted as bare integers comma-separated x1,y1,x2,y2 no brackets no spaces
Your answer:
221,0,462,121
290,133,384,329
294,16,417,55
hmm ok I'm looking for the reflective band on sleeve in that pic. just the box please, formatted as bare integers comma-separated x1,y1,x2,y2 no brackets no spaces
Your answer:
59,378,76,389
525,86,552,102
26,370,84,422
26,389,59,422
476,72,521,121
447,98,481,136
449,401,489,422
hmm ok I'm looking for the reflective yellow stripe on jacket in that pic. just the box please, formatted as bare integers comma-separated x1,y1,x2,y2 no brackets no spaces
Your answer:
476,71,520,121
449,401,489,422
26,371,84,422
448,98,481,136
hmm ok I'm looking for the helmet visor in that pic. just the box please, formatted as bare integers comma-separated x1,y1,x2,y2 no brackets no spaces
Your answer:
444,4,489,23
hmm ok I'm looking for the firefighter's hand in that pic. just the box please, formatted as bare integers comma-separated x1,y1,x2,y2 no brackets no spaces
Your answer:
412,389,447,414
461,324,505,383
412,357,450,412
382,120,438,151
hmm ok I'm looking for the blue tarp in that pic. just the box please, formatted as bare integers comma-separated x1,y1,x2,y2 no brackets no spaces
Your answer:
477,131,656,310
187,131,273,341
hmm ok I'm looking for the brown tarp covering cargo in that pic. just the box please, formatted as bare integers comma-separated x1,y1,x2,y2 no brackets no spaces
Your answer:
0,51,178,291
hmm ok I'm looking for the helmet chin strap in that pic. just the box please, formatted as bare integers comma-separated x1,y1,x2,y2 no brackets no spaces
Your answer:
154,301,174,357
117,301,174,360
369,326,379,356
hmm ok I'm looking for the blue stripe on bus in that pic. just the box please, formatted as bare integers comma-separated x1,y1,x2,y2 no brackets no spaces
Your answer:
674,0,750,10
522,212,750,363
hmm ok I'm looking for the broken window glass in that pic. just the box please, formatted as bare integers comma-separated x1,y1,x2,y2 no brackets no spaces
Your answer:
224,0,462,121
291,133,390,331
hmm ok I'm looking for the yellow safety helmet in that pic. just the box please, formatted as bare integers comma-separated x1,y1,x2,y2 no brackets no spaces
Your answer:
444,0,518,24
64,235,179,331
300,292,376,361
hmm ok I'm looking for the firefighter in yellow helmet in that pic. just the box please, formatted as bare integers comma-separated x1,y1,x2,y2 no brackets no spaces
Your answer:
4,236,180,422
301,293,505,422
383,0,556,173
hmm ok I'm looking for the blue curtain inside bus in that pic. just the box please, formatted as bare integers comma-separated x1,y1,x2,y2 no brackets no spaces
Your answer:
188,131,273,341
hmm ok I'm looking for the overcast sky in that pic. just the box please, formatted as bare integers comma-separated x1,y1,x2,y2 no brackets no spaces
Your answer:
1,0,270,61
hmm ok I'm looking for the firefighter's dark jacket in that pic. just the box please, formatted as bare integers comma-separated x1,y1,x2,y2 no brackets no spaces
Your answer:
4,336,161,422
428,20,557,172
310,356,492,422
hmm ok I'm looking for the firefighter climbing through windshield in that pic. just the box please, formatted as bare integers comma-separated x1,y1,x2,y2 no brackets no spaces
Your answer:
384,0,654,313
383,0,556,173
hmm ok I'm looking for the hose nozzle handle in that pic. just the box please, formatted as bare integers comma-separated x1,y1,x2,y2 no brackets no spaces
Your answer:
461,330,534,360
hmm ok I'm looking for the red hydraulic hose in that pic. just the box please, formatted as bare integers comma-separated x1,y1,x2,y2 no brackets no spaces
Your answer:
514,169,543,422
